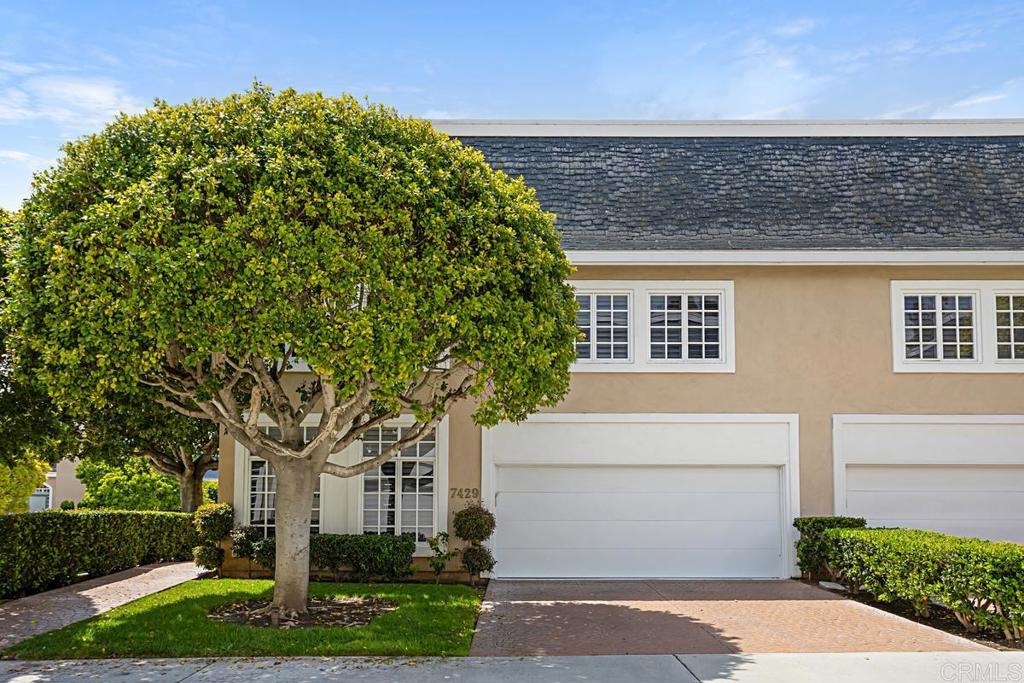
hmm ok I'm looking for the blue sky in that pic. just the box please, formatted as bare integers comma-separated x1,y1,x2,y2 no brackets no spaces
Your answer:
1,1,1023,208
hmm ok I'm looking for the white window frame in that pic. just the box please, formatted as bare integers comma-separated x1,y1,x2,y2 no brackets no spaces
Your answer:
570,280,735,373
234,415,328,538
233,414,449,557
347,414,449,556
891,280,1024,373
572,287,634,365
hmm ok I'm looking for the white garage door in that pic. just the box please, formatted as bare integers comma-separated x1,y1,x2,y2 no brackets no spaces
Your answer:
834,416,1024,543
483,414,798,579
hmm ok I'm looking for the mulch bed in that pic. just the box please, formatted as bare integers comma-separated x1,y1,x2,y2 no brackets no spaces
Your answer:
208,596,398,629
807,581,1022,651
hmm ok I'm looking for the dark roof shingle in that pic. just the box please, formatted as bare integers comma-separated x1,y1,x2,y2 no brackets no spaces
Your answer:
458,136,1024,250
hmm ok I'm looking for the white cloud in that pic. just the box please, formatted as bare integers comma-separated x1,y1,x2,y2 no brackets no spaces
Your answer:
930,79,1024,118
771,18,818,38
0,149,35,162
20,75,145,126
949,92,1008,108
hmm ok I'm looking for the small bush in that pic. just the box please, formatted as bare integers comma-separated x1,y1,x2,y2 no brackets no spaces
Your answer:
58,500,76,511
823,527,1024,642
452,504,496,544
194,503,233,545
0,510,196,598
250,533,416,582
461,545,496,585
192,544,224,571
427,532,459,583
793,516,866,580
230,526,262,561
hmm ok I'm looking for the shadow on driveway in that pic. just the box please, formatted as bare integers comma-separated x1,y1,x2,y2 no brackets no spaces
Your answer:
470,579,989,656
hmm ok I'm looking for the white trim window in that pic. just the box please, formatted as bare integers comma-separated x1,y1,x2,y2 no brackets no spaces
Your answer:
570,280,735,373
361,425,437,542
995,294,1024,360
247,425,323,538
574,291,631,361
891,281,1024,373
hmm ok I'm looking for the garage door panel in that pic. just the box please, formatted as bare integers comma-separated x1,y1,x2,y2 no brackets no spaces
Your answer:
497,465,779,494
847,466,1024,492
847,489,1024,520
498,490,782,522
498,519,783,550
498,547,783,579
868,520,1024,543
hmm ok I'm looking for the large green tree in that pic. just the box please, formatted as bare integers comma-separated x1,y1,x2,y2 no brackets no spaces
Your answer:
75,399,218,512
2,209,217,510
10,86,578,615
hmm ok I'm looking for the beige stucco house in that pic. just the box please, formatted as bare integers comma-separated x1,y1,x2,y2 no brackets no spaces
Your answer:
219,119,1024,580
28,459,85,511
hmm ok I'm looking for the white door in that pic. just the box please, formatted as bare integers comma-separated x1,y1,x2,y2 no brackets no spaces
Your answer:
834,415,1024,543
483,414,798,579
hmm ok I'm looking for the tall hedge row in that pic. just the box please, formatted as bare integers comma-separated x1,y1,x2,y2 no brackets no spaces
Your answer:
0,510,197,598
797,518,1024,643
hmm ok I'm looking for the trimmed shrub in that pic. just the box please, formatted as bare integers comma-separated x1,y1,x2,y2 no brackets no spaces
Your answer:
452,504,496,544
58,500,76,511
823,527,1024,642
230,526,262,565
0,510,196,598
792,516,866,580
193,544,225,571
250,533,416,582
461,545,496,585
194,503,234,545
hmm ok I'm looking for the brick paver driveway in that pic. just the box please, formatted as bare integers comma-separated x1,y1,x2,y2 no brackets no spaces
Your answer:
470,580,989,656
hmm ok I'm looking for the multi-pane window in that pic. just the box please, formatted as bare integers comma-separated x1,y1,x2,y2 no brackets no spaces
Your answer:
650,294,722,361
248,425,322,538
575,293,630,360
996,295,1024,360
903,294,975,361
362,426,436,542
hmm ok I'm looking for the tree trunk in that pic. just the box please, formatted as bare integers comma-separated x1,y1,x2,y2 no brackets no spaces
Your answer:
270,461,316,615
178,471,205,513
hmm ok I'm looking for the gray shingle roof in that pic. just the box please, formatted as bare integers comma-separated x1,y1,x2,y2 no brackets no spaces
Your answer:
458,136,1024,250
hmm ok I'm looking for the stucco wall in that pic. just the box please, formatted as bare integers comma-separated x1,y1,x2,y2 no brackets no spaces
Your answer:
219,264,1024,528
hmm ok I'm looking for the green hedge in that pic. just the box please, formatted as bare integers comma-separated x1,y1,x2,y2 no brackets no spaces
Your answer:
793,515,866,579
0,510,197,598
823,527,1024,642
252,533,415,582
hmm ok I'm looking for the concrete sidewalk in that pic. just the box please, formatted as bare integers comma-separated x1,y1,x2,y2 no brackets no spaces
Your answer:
0,562,204,649
2,653,1023,682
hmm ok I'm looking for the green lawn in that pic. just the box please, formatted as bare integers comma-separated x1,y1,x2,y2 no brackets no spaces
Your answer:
4,579,481,659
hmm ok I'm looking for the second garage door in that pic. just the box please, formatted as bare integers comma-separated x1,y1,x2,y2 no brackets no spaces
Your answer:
483,414,799,579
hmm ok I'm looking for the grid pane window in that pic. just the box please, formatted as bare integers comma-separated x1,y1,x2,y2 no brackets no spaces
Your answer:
996,295,1024,360
903,294,974,361
248,425,322,538
650,294,722,361
575,293,629,360
362,426,436,542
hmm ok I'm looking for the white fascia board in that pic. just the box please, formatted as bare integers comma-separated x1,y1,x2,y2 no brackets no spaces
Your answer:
433,119,1024,138
566,250,1024,267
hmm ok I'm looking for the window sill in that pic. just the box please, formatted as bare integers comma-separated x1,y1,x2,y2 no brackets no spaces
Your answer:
893,362,1024,374
571,362,735,374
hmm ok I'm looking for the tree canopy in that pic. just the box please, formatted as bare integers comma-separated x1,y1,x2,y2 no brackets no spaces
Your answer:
9,85,578,613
